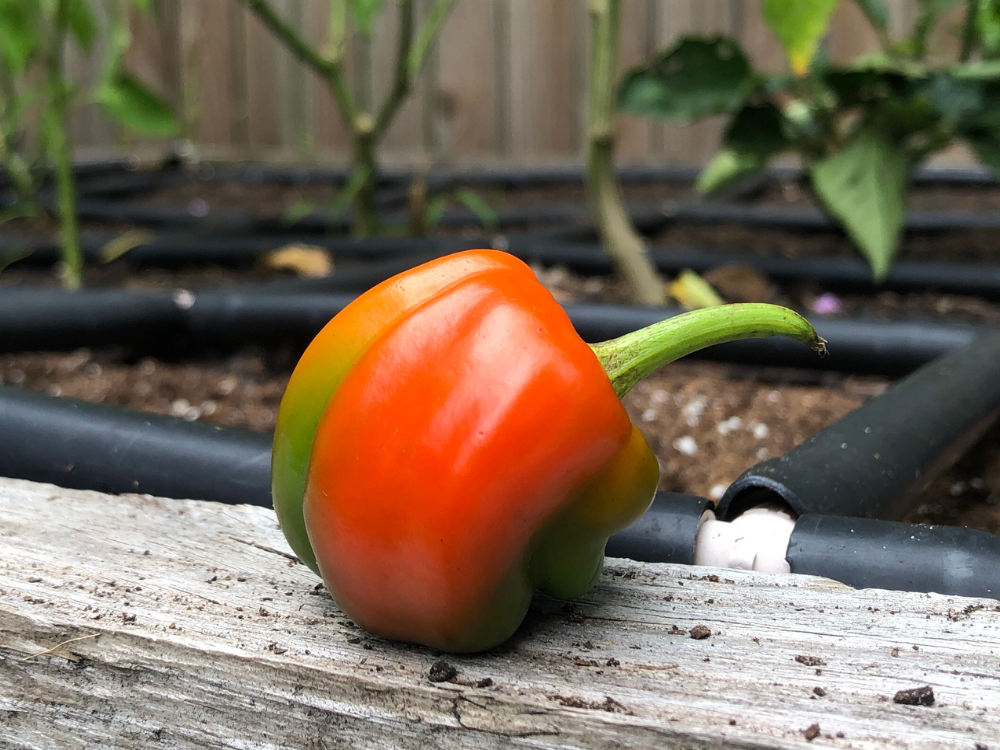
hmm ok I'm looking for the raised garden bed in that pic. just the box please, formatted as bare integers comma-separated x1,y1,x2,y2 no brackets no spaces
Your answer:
3,477,999,749
4,164,1000,569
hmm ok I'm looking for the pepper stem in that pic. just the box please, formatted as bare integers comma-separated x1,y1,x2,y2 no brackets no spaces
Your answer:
590,303,827,398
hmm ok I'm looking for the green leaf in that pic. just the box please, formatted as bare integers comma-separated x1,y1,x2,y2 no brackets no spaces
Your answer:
963,127,1000,171
326,0,346,60
853,0,890,31
330,165,372,220
451,187,498,233
95,73,179,137
617,36,755,121
0,0,39,73
950,59,1000,79
697,103,789,194
762,0,840,76
980,0,1000,57
66,0,97,51
347,0,382,37
697,149,768,195
424,194,448,230
810,123,907,281
282,201,319,226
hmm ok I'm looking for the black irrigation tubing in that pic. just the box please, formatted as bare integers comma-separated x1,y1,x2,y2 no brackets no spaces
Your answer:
0,285,985,377
661,200,1000,233
1,385,996,598
0,386,272,507
171,163,999,188
607,491,999,598
718,331,1000,523
0,157,136,191
12,230,1000,302
48,193,1000,236
63,198,613,234
64,162,998,202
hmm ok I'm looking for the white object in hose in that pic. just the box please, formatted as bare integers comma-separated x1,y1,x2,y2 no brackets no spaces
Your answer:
693,505,796,574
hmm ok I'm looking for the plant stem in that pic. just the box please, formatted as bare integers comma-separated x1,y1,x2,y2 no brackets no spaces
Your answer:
591,303,827,398
960,0,978,62
46,0,81,290
587,0,666,307
239,0,454,237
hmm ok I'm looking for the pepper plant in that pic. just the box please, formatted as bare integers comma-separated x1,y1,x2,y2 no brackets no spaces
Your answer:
239,0,457,238
587,0,667,307
0,0,178,288
619,0,1000,280
272,249,826,652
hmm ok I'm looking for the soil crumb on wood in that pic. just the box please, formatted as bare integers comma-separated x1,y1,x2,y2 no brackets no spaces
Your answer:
893,685,935,706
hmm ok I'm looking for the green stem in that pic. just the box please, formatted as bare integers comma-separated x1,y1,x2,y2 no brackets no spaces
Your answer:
239,0,359,129
960,0,978,62
591,303,827,398
587,0,666,307
47,0,81,290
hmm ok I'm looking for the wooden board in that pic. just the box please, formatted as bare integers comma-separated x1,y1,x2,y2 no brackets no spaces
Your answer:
2,477,999,748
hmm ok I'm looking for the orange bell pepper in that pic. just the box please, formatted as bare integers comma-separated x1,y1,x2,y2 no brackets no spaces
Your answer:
272,249,824,652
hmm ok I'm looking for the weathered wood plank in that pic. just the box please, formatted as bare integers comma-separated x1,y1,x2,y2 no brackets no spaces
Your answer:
1,477,999,749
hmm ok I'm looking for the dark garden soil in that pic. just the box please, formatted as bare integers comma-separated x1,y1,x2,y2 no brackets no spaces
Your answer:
3,173,1000,538
2,344,997,535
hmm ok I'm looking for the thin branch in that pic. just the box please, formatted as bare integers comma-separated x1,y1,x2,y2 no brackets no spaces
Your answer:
408,0,458,81
960,0,978,62
586,0,666,306
237,0,359,131
373,0,415,139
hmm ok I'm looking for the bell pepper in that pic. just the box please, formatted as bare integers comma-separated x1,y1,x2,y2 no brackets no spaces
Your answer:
272,249,825,652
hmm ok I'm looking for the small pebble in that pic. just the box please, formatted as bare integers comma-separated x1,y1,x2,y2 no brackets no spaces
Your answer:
428,660,458,683
810,292,842,316
709,484,727,501
641,408,658,423
170,399,191,417
716,416,742,435
751,422,769,440
673,436,698,456
187,198,209,217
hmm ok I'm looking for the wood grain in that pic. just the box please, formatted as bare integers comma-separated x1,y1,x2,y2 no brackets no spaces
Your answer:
1,477,999,749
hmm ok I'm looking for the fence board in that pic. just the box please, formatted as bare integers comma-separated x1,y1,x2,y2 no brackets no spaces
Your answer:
436,0,499,158
59,0,979,167
507,0,580,159
301,0,353,158
374,1,428,159
246,0,291,150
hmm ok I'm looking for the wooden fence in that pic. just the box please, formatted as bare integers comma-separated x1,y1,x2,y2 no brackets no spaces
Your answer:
67,0,971,167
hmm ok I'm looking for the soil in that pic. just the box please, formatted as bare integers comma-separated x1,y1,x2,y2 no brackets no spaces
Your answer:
3,173,1000,537
2,344,997,535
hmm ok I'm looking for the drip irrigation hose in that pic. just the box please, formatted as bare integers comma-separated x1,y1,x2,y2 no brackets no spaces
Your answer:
35,190,1000,236
0,386,272,507
0,288,186,351
718,332,1000,522
140,163,994,189
0,383,995,600
786,514,999,599
0,285,984,376
662,201,1000,232
11,232,1000,302
605,492,712,564
11,231,1000,301
606,493,999,599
